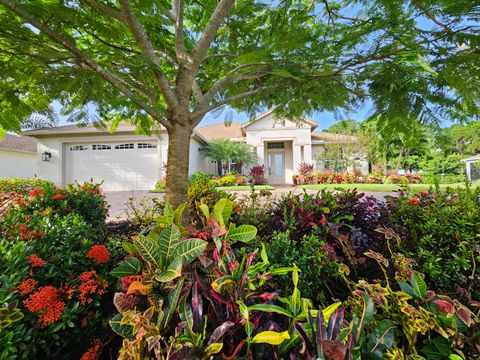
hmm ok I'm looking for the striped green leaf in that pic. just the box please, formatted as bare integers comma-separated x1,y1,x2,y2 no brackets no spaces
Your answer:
132,235,162,269
109,313,135,340
174,238,208,265
226,224,257,243
155,257,182,283
158,225,181,262
110,257,141,278
213,198,233,228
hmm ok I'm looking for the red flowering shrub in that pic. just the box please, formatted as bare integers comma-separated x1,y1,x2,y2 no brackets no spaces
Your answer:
52,193,66,201
28,254,46,267
0,181,119,359
80,339,103,360
16,278,37,295
23,286,65,328
86,244,110,264
78,270,108,305
408,197,421,205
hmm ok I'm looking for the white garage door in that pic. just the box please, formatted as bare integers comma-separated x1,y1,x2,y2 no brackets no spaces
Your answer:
66,142,159,191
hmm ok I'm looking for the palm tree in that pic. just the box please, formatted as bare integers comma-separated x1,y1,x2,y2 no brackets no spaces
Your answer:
230,142,257,173
200,140,257,175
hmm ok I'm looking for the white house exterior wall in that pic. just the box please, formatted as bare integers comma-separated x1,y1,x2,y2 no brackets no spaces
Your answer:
36,132,209,188
0,149,37,178
244,112,314,184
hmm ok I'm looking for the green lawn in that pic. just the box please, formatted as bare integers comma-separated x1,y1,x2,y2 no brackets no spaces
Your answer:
216,185,274,191
299,180,480,192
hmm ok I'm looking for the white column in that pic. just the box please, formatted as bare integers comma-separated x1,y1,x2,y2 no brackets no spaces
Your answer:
466,161,472,181
292,144,301,173
256,144,265,165
304,144,313,165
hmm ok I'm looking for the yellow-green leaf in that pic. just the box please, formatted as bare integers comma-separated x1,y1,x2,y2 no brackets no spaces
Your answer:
204,343,223,357
252,330,290,345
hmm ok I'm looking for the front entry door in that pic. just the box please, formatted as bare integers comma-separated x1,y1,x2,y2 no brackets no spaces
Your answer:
268,152,285,185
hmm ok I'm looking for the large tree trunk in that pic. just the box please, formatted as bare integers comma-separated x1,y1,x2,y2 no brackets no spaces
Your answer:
165,122,193,208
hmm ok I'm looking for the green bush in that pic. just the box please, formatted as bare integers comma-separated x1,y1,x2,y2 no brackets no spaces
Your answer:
419,153,465,175
188,171,213,186
0,178,53,194
388,187,480,297
266,231,340,303
420,172,466,184
187,177,235,226
211,172,237,186
0,182,121,359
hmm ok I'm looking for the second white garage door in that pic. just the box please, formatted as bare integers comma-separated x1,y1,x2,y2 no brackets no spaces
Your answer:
66,141,160,191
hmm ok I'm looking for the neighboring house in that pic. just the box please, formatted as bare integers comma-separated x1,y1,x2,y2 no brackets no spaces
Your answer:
196,110,368,184
463,154,480,181
23,123,209,191
0,133,37,178
24,110,367,190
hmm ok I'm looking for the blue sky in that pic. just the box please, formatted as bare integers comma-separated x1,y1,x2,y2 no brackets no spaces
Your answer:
200,105,373,130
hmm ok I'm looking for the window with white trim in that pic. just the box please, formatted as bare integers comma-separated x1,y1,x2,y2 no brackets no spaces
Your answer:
69,145,88,151
114,143,134,149
138,143,157,149
92,144,111,150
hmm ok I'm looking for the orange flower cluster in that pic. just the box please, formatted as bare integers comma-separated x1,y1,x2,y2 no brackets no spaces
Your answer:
408,197,421,205
28,254,46,267
80,339,102,360
52,193,66,201
28,188,44,201
86,245,110,265
16,278,37,295
18,224,44,241
78,271,107,305
23,286,65,328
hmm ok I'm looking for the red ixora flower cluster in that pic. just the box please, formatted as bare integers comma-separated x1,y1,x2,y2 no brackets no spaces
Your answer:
407,197,421,205
86,245,110,265
18,223,44,241
80,339,102,360
16,278,37,295
23,286,65,328
51,193,66,201
28,188,44,201
78,271,107,305
28,254,46,267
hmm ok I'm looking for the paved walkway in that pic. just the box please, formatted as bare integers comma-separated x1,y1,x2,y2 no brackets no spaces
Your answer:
105,187,394,222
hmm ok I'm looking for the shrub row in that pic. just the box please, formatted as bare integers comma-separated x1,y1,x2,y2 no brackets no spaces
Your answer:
0,182,121,359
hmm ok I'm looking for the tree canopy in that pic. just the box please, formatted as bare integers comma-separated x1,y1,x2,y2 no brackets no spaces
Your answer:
0,0,478,204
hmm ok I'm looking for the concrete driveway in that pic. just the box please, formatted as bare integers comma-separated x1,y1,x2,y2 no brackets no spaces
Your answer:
105,187,394,222
105,190,164,221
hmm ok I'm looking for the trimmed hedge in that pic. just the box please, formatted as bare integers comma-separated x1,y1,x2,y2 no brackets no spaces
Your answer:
0,178,54,194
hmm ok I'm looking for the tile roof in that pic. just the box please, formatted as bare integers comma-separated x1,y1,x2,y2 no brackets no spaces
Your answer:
22,122,210,142
196,122,245,141
0,133,37,153
311,131,357,142
23,122,146,135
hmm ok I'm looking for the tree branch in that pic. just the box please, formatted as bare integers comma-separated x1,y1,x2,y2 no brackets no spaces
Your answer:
172,0,188,64
81,0,125,22
192,79,203,103
0,0,168,125
118,0,178,109
193,86,272,119
191,0,235,69
200,71,272,107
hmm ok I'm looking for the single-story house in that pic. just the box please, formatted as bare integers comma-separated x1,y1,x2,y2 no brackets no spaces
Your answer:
196,110,368,184
23,110,366,190
0,133,37,178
